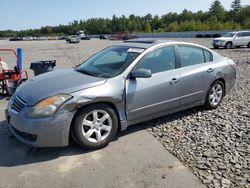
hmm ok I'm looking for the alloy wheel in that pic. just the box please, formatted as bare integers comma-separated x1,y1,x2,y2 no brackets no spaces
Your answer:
209,84,223,106
81,109,112,143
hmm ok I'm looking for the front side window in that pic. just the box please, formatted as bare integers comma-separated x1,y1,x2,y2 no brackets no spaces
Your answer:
135,46,176,74
77,46,143,78
178,46,205,67
223,32,236,37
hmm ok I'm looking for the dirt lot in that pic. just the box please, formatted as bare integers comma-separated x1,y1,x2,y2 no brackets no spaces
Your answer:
0,38,249,188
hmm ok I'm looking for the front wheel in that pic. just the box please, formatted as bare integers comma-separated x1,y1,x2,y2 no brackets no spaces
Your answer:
225,42,232,49
204,81,225,109
247,42,250,48
72,104,118,149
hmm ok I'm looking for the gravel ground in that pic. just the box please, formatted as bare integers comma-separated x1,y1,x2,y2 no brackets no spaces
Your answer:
0,38,249,188
145,40,250,188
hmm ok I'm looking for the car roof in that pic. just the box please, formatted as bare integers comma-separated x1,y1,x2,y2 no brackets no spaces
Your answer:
116,38,176,49
116,38,209,50
237,31,250,33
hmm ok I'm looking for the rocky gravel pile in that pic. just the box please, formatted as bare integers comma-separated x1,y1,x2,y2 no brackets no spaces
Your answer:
146,49,250,188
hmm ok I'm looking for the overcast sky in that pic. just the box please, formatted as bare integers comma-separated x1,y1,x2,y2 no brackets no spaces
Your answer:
0,0,249,30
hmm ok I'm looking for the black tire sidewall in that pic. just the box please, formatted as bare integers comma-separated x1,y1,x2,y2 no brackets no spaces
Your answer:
205,81,225,109
72,104,118,149
225,42,232,49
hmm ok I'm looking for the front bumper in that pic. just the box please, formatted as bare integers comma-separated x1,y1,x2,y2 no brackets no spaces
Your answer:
212,40,226,47
6,108,75,147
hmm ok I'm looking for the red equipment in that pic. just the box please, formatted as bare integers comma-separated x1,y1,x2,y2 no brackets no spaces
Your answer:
0,49,28,96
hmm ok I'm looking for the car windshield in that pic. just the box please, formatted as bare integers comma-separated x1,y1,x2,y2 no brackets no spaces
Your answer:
223,32,236,37
76,46,143,78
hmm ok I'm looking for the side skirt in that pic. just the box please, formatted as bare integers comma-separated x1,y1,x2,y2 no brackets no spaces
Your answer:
120,101,205,130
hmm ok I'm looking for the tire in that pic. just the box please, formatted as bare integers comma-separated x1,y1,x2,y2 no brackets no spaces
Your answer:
213,45,219,49
247,42,250,48
0,80,9,96
225,42,232,49
72,103,118,149
204,80,225,110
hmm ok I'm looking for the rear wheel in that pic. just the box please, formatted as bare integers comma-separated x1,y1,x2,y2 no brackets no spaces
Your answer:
204,81,224,109
72,104,118,149
225,42,232,49
0,80,9,96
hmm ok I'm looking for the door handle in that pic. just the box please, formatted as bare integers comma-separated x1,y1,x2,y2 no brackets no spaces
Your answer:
170,78,180,85
207,68,215,73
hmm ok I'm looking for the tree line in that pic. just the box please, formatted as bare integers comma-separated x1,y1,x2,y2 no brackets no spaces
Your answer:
0,0,249,37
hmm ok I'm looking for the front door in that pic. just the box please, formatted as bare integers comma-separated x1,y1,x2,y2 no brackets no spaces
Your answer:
126,46,181,121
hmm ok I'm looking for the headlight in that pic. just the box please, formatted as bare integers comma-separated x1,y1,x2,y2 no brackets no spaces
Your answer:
27,94,72,118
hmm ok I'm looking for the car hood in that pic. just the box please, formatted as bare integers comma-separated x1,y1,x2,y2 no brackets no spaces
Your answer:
17,68,107,106
214,37,232,41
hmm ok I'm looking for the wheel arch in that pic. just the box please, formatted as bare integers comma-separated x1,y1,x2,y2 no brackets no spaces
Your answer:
70,101,123,135
208,77,226,96
225,41,233,47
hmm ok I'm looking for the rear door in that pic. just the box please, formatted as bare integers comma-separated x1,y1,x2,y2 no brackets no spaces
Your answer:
126,46,181,121
242,32,250,46
176,45,212,105
234,32,246,46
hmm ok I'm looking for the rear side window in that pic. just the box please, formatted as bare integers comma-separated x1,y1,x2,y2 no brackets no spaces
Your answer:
242,32,250,37
203,50,213,62
178,46,205,67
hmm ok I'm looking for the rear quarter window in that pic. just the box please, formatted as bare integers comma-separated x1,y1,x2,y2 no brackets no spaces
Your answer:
242,32,250,37
203,50,213,62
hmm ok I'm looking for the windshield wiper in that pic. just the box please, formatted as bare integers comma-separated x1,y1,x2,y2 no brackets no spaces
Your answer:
76,68,96,77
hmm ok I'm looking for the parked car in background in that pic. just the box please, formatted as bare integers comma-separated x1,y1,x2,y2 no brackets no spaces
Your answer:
110,32,138,40
6,39,236,150
66,35,80,43
212,31,250,49
9,37,22,41
100,35,109,40
76,30,90,40
81,36,90,40
58,36,66,40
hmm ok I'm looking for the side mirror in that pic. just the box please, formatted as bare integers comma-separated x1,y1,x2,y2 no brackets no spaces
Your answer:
130,68,152,79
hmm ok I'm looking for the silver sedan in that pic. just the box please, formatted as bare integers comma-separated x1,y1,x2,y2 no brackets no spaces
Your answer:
6,39,236,149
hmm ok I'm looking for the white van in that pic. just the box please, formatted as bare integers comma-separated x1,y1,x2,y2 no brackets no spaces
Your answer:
212,31,250,49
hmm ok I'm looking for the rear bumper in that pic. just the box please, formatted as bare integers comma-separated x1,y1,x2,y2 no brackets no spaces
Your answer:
225,69,236,94
6,108,75,147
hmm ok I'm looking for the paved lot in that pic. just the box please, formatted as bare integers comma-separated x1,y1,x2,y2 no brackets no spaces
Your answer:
0,39,204,188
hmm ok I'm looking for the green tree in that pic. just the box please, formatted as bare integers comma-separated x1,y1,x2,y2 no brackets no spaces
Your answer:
166,22,178,32
127,20,137,32
143,23,152,33
231,0,242,13
230,0,242,23
209,0,226,21
238,5,250,25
